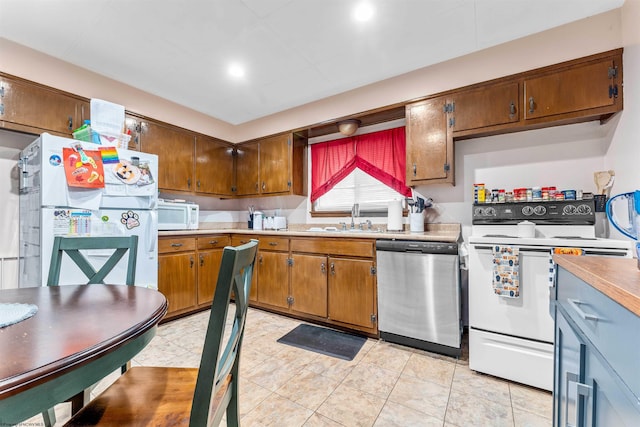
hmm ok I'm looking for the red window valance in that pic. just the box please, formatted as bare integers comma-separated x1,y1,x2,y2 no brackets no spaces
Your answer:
310,127,412,202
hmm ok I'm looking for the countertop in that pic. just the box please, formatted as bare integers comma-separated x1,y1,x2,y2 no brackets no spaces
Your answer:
554,255,640,317
159,223,461,243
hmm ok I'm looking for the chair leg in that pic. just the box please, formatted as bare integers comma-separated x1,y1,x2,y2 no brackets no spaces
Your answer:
70,388,92,414
42,407,56,427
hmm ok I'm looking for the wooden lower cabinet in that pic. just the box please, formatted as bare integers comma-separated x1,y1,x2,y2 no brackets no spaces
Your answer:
158,249,197,317
196,235,230,307
159,233,378,336
327,257,376,330
290,254,328,318
159,234,229,320
257,251,290,309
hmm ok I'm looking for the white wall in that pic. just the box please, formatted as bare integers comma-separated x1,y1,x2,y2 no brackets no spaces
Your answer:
603,0,640,241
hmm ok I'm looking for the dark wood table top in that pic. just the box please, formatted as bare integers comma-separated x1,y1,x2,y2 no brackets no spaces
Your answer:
0,285,167,422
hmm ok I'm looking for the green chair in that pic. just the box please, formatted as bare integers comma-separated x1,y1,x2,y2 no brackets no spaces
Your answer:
64,239,259,427
43,235,138,427
47,236,138,286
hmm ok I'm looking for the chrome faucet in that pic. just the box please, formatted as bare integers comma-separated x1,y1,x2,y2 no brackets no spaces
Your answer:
350,203,359,229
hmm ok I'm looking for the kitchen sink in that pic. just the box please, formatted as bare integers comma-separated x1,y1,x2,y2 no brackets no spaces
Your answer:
305,227,380,233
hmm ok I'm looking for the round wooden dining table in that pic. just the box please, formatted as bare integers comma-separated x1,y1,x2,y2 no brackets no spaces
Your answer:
0,284,168,425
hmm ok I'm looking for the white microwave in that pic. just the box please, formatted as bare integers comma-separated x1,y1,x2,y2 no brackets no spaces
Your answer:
157,200,199,230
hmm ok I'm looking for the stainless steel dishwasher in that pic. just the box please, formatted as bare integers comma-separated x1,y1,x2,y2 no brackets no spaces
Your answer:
376,240,461,357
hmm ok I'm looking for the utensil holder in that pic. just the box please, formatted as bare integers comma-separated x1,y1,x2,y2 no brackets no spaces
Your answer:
409,212,424,233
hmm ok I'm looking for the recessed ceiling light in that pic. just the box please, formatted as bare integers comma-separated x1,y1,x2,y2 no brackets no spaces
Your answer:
227,63,245,79
353,2,374,22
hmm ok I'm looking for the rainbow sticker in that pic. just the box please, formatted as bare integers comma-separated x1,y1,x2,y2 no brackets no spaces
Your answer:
99,146,120,164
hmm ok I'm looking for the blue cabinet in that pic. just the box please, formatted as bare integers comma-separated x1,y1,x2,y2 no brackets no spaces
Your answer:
553,265,640,427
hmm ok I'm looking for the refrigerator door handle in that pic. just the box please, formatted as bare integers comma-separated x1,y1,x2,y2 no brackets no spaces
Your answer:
147,211,157,255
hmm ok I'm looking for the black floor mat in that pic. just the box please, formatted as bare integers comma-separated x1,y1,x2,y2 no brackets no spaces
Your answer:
276,324,366,361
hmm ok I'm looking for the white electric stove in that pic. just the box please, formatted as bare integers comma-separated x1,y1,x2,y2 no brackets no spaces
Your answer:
468,199,632,391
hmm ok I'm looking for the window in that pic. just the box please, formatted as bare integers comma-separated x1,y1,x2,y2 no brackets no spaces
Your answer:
313,168,406,212
310,126,411,214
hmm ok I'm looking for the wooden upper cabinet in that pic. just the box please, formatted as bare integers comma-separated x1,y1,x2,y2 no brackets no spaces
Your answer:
235,141,260,196
137,119,195,192
524,54,621,121
195,135,234,196
0,74,87,136
260,134,291,194
235,132,307,197
405,97,453,186
450,81,520,133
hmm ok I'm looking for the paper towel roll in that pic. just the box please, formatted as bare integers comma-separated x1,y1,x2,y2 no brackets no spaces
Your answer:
387,200,403,231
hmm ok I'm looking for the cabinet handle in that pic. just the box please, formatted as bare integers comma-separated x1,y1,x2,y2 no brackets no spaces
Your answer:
259,255,263,265
197,180,201,188
190,256,194,268
269,242,278,246
171,243,183,247
68,116,73,130
262,182,266,191
509,101,516,118
567,299,600,321
320,262,326,274
240,240,249,244
566,371,592,427
209,240,218,245
255,183,259,191
330,263,335,275
529,97,535,114
412,163,417,177
200,254,204,266
187,178,191,188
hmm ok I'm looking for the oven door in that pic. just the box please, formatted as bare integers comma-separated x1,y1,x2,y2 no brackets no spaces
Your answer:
469,244,554,342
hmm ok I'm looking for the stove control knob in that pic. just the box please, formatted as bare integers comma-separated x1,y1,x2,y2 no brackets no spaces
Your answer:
522,206,534,216
474,207,484,216
485,207,496,216
533,205,546,215
563,205,576,215
576,204,592,215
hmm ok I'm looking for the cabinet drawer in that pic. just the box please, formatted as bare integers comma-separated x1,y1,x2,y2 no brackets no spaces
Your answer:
258,236,289,252
556,267,640,398
159,237,196,253
231,235,259,246
291,238,374,258
197,235,230,250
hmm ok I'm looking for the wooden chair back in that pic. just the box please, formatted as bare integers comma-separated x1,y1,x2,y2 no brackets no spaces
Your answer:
189,239,258,426
47,236,138,286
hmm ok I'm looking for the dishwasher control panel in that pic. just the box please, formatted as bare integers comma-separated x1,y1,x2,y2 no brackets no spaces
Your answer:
376,240,458,255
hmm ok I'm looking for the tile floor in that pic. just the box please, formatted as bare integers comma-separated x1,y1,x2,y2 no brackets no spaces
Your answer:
38,307,552,426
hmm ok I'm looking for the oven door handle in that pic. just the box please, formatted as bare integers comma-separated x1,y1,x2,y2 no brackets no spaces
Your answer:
472,245,550,253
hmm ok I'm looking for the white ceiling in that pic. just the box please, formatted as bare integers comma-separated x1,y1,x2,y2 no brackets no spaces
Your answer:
0,0,624,125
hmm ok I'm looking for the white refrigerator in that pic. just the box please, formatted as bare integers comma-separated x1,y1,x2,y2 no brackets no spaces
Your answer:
19,133,159,289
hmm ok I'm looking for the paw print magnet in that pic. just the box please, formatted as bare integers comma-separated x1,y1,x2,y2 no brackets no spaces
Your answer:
121,211,140,229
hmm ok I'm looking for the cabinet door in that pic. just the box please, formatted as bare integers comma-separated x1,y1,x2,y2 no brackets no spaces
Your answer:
0,75,82,135
235,142,260,196
197,249,223,306
524,59,617,120
260,134,291,194
405,97,453,185
158,252,197,315
257,251,289,309
554,311,586,427
195,136,235,196
451,82,519,132
328,257,376,329
139,120,194,192
291,254,328,317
